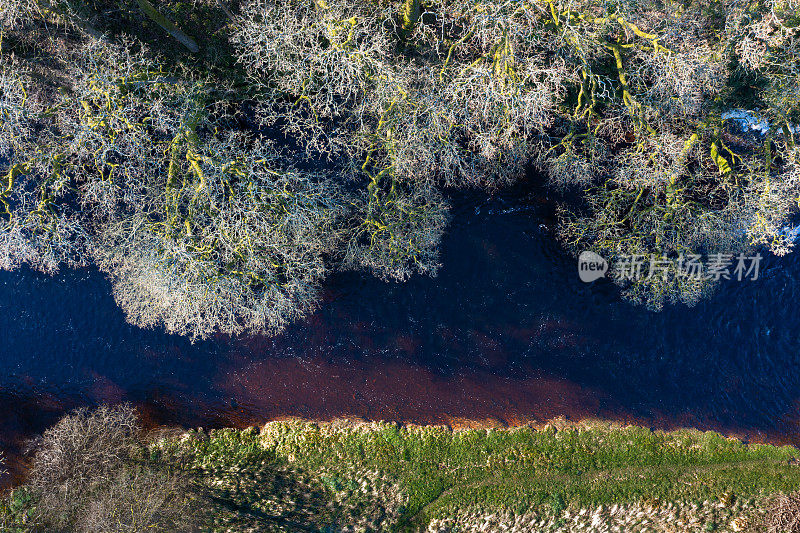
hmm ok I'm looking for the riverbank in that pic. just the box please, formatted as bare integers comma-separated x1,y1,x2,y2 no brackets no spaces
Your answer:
150,418,800,531
4,189,800,497
5,414,800,531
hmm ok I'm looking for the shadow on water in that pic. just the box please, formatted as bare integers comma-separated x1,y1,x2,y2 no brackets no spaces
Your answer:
2,176,800,485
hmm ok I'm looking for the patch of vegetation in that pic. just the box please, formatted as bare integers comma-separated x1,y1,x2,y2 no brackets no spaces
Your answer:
4,410,800,531
204,419,800,530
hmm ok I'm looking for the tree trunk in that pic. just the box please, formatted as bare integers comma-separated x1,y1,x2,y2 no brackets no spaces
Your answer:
135,0,199,53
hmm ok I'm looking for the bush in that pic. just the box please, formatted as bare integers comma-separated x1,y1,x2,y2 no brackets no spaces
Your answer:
18,404,199,532
764,492,800,533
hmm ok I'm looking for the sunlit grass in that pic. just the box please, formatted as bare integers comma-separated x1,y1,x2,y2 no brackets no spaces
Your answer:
157,420,800,530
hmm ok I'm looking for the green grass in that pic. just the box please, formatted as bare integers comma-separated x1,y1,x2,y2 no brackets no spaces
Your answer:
155,420,800,530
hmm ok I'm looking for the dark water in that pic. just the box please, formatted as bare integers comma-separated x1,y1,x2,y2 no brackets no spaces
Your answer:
2,178,800,485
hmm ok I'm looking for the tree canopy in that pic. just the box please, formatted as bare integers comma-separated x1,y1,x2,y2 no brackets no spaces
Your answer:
1,0,798,335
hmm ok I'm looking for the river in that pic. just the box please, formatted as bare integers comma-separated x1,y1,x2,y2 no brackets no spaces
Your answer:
2,177,800,485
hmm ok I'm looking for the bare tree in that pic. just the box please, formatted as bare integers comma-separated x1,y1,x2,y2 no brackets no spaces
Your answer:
10,37,350,339
23,404,200,533
343,180,450,282
764,492,800,533
546,0,800,308
0,56,93,274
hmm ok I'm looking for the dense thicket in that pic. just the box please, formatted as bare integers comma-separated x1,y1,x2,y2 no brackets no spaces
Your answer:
1,0,798,336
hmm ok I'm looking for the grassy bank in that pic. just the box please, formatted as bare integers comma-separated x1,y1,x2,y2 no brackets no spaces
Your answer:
149,419,800,531
4,409,800,531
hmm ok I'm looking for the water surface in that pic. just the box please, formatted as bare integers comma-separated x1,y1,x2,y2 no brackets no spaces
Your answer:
2,178,800,484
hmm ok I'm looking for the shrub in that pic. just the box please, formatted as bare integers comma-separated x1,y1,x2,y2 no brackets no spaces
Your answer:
21,404,199,532
764,492,800,533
